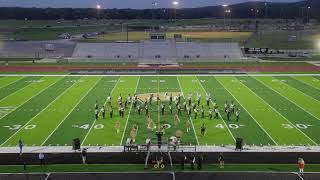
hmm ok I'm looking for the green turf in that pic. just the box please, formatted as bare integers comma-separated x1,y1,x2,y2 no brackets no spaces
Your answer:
0,76,39,100
238,76,319,145
0,75,319,147
274,76,320,101
0,76,24,89
0,164,319,173
44,77,118,146
0,77,60,108
256,76,320,120
0,77,76,145
83,76,139,146
178,76,234,145
293,76,320,90
3,77,99,146
216,76,313,145
198,76,275,145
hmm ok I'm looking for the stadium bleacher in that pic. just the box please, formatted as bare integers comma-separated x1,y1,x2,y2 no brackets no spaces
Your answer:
71,41,244,63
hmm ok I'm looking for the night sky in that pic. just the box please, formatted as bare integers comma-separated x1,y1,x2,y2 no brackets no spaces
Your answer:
0,0,301,9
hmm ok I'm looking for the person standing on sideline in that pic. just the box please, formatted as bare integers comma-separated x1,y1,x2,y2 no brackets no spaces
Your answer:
110,106,113,118
39,153,45,166
218,153,224,168
298,158,305,176
101,106,106,119
235,109,240,122
209,108,213,120
94,101,98,110
81,148,87,164
18,139,23,155
94,108,99,120
200,123,206,136
214,108,219,119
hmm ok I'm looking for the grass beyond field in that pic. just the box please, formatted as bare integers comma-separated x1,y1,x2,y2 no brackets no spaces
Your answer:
83,31,252,42
246,30,320,49
0,75,319,147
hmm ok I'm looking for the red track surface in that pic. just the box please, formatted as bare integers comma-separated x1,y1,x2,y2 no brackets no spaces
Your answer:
0,65,320,72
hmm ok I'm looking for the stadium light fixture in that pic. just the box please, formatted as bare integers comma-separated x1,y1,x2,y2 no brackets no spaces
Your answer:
222,4,228,7
317,40,320,50
172,1,179,6
96,4,101,9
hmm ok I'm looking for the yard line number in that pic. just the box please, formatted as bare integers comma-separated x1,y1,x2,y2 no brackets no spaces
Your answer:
215,123,245,129
3,124,36,130
282,123,312,129
72,124,104,130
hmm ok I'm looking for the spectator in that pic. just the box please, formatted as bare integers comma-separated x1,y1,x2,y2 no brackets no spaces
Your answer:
298,158,305,176
190,155,195,170
18,139,23,155
39,153,45,166
180,154,186,170
81,148,87,164
218,153,224,169
197,155,202,170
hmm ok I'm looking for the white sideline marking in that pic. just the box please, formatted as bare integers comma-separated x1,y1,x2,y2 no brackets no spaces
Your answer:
293,77,320,91
41,77,103,146
241,77,317,146
215,77,278,145
255,77,320,123
0,76,24,89
0,77,75,146
120,76,140,145
177,76,200,146
196,76,236,142
0,77,45,102
284,81,320,104
0,77,61,121
1,74,320,77
81,77,120,146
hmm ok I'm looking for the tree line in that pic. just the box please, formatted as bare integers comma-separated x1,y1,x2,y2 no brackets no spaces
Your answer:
0,1,318,20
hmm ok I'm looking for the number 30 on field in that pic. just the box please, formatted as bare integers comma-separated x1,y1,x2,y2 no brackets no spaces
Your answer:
3,124,36,130
77,124,104,130
282,123,311,129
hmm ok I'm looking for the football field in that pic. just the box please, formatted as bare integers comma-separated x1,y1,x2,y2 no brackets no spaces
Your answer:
0,75,319,147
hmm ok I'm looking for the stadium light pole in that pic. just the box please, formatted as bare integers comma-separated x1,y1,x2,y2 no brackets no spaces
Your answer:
96,4,101,19
317,40,320,51
172,1,179,22
222,4,228,29
307,6,311,23
225,9,231,30
152,2,158,31
264,1,268,19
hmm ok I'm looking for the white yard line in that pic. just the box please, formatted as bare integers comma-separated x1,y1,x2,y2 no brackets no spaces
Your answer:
120,76,140,145
255,77,320,122
0,77,77,146
239,78,317,146
1,74,320,77
293,77,320,91
41,77,103,146
176,76,200,145
215,77,278,146
196,76,236,142
81,77,121,146
0,76,46,102
280,79,320,104
0,77,62,121
0,76,24,89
